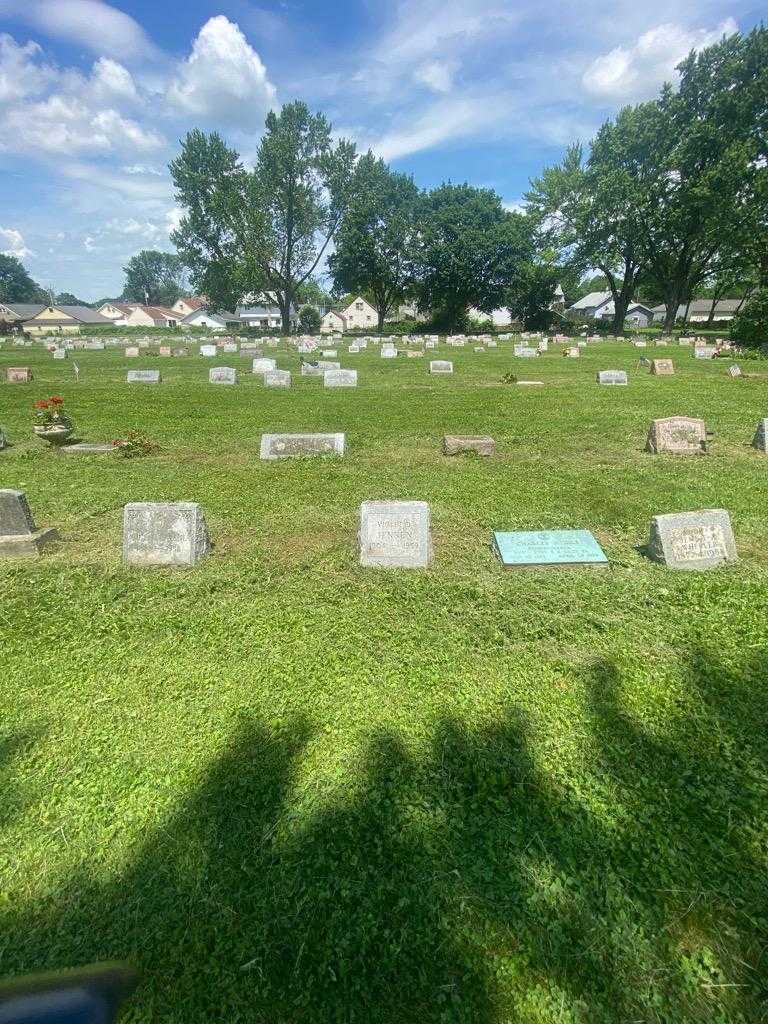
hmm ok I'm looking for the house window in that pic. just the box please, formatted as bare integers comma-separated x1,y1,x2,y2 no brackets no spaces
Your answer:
355,302,363,310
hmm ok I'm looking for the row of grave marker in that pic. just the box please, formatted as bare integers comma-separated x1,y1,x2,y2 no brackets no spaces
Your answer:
0,488,739,573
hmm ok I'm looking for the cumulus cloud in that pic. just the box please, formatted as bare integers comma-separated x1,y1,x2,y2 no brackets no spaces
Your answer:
582,18,739,99
0,0,159,60
0,33,53,102
167,16,276,131
0,225,32,258
414,60,457,93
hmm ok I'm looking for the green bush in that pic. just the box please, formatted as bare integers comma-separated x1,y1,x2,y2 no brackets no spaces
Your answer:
730,291,767,349
299,305,322,333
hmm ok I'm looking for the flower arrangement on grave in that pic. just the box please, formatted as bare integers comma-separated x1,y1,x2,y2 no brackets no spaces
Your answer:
32,396,73,444
111,430,161,458
501,372,518,384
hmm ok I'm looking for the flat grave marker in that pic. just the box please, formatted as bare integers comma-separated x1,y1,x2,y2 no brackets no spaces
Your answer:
430,360,453,375
127,370,161,384
260,433,345,459
493,529,608,569
651,359,675,375
324,369,357,388
443,435,496,456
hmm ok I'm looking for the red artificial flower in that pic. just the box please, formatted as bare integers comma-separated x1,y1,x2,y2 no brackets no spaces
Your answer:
34,399,50,410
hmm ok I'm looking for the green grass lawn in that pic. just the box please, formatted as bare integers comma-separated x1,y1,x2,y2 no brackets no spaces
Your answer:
1,339,767,1023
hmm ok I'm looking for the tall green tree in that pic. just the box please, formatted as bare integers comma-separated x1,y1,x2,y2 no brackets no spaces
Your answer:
413,184,527,333
0,254,45,303
329,153,419,331
122,250,185,306
171,101,356,334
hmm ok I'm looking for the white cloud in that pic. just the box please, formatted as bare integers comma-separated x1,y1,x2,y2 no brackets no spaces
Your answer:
0,0,159,60
0,225,32,258
582,18,739,99
414,60,456,93
122,164,163,176
0,33,53,102
90,57,138,102
373,95,494,161
167,16,276,132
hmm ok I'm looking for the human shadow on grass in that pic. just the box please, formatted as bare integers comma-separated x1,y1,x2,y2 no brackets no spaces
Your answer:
2,648,767,1023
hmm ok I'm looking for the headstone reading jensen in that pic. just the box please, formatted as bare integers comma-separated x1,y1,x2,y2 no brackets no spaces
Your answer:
359,500,432,568
493,529,608,569
430,360,453,375
324,369,357,387
0,489,58,557
123,502,210,567
647,509,737,570
264,369,291,387
442,435,496,456
646,416,707,455
751,419,768,453
651,359,675,375
5,367,32,383
728,364,743,378
260,433,345,459
200,344,217,357
127,370,161,384
252,358,277,374
209,366,237,385
597,370,628,386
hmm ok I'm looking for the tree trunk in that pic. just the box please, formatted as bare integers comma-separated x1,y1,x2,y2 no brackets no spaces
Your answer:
706,294,720,325
663,284,683,332
611,283,633,335
377,308,385,332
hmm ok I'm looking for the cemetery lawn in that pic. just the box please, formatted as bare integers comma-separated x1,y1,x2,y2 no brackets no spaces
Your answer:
2,341,768,1024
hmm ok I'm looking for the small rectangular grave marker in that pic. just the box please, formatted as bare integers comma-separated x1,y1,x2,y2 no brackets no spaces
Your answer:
200,344,217,357
252,358,277,374
324,369,357,387
514,346,538,358
694,345,716,359
359,501,432,568
651,359,675,375
127,370,161,383
123,502,210,567
728,364,742,378
61,443,117,455
493,529,608,569
209,366,236,385
647,509,736,570
597,370,628,386
5,367,32,383
0,489,58,557
264,369,291,387
260,433,345,459
442,435,496,456
125,347,139,358
430,360,453,375
159,346,172,357
646,416,707,455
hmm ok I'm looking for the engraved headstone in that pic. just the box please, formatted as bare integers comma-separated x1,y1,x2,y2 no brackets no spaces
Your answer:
223,342,238,353
127,370,161,383
264,369,291,387
123,502,210,567
209,366,236,385
751,419,768,453
493,529,608,569
5,367,32,383
646,416,707,455
442,435,496,456
0,489,58,557
514,346,538,357
694,345,716,359
728,364,742,378
567,347,580,358
647,509,737,570
359,501,432,568
322,349,337,357
324,369,357,387
125,347,140,358
430,360,453,375
252,358,277,374
381,348,397,359
159,346,172,357
597,370,628,385
300,362,324,377
199,344,217,357
260,433,345,459
651,359,675,375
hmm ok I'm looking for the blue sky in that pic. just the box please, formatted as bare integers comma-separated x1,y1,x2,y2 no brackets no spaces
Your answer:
0,0,761,300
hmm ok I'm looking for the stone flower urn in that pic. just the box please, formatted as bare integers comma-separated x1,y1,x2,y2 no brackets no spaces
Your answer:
33,423,73,445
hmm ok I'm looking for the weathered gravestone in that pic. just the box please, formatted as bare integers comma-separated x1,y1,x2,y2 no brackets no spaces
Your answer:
125,347,139,358
322,349,338,357
300,363,324,377
651,359,675,375
61,443,117,455
0,489,58,557
514,346,538,358
5,367,32,383
751,419,768,453
317,361,341,370
567,347,580,358
252,358,277,374
209,366,237,385
728,364,743,378
493,529,608,569
537,340,549,352
159,346,172,357
264,369,291,387
381,348,397,359
633,341,647,349
127,370,161,384
52,348,67,360
324,369,357,387
223,342,238,353
430,360,453,375
597,370,628,386
348,345,360,354
646,416,707,454
260,433,345,459
407,350,424,358
442,435,496,456
359,500,432,568
199,344,217,357
0,428,7,450
123,502,210,567
647,509,737,571
694,345,716,359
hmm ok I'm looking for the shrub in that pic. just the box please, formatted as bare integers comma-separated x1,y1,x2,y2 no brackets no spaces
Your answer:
730,291,767,350
112,431,162,458
298,305,322,333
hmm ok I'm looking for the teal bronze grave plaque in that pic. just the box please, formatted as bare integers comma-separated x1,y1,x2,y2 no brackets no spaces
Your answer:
493,529,608,569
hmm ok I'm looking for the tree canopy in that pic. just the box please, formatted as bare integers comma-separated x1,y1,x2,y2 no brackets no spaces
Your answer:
122,250,186,306
0,254,46,303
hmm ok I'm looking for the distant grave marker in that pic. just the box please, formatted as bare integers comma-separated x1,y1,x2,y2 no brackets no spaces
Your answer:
264,369,291,387
260,433,345,459
127,370,161,384
324,369,357,387
429,360,453,375
5,367,32,383
442,435,496,456
597,370,628,386
252,358,277,374
209,366,237,385
751,419,768,453
646,416,707,455
651,359,675,375
199,344,217,357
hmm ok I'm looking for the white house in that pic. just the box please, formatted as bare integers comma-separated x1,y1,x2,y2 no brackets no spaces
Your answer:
96,301,133,321
181,309,239,330
342,296,377,329
321,310,347,334
172,296,207,317
567,291,654,327
237,305,294,329
651,299,745,323
567,291,614,318
119,305,180,327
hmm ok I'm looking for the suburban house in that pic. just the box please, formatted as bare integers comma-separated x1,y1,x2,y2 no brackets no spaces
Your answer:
96,301,134,321
117,305,180,327
567,291,655,326
172,296,207,317
237,305,295,330
181,308,239,330
0,303,112,334
321,310,347,333
342,296,377,329
651,298,746,323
